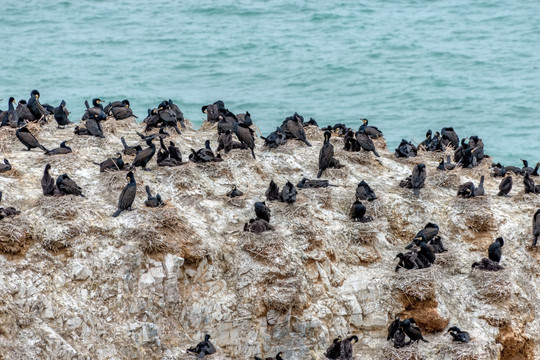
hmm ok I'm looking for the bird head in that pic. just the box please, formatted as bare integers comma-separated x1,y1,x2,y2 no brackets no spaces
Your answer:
31,89,40,98
204,334,211,341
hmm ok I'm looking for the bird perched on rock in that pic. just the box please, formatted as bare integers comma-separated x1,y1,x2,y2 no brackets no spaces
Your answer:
497,175,512,196
56,174,84,197
233,122,256,159
356,180,377,201
395,139,417,158
401,318,428,344
133,138,156,171
280,181,297,204
254,201,271,222
0,159,12,172
472,258,504,271
27,89,46,122
45,140,72,155
113,171,136,217
0,191,20,219
226,184,244,198
189,140,223,163
16,126,48,151
296,178,336,189
261,127,287,148
447,327,470,343
387,316,402,341
338,335,359,359
83,98,107,121
95,153,125,172
244,218,275,233
412,163,426,195
281,112,311,146
355,129,380,157
187,334,216,359
474,176,485,196
41,164,56,196
121,137,142,156
457,181,475,198
53,100,70,128
318,130,335,178
351,200,373,222
441,127,459,148
488,237,504,263
324,336,341,359
359,118,383,138
532,209,540,247
254,351,284,360
265,180,280,201
524,173,537,194
217,130,246,153
144,185,164,208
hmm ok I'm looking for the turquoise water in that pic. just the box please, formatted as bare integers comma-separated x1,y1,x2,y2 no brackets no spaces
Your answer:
2,0,539,165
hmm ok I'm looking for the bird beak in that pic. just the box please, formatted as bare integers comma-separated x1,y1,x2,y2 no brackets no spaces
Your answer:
203,109,207,114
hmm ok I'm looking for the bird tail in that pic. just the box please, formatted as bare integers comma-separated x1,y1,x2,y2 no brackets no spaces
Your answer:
304,139,312,147
533,235,538,247
121,137,128,149
497,190,504,196
317,169,323,178
84,100,90,110
373,149,381,157
112,209,122,217
40,144,49,152
145,185,152,199
421,338,429,343
414,188,420,196
250,148,256,159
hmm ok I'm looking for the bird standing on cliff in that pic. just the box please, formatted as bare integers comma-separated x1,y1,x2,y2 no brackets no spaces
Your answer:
187,334,216,359
447,326,471,343
533,209,540,247
497,175,512,196
113,171,136,217
324,336,341,359
401,318,428,344
488,237,504,263
318,130,334,178
16,126,48,151
412,163,426,195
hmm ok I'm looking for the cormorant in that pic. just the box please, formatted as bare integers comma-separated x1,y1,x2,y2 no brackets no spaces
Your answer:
280,181,297,204
187,334,216,359
167,99,185,128
133,138,156,170
339,335,359,359
84,98,106,121
412,163,426,195
355,130,380,157
305,117,318,127
441,127,459,148
201,103,220,123
144,185,163,207
265,180,280,201
85,115,105,138
244,218,275,233
401,318,428,344
324,336,341,359
297,177,335,189
497,175,512,196
110,100,134,120
282,113,311,146
505,165,523,176
189,140,222,163
447,327,470,343
474,176,485,196
395,139,417,158
491,163,507,177
318,130,334,178
531,162,540,177
0,159,11,172
457,182,475,198
56,174,84,197
405,223,439,248
343,128,360,151
226,184,244,198
27,89,46,122
96,153,124,172
261,127,287,148
255,201,271,222
217,130,246,153
233,122,256,159
395,252,419,271
351,200,373,222
254,351,284,360
0,191,20,218
45,140,72,155
419,240,436,264
429,236,447,253
16,126,48,151
387,316,402,341
533,209,540,247
41,164,55,196
524,173,536,194
441,155,456,171
359,118,383,138
16,100,36,122
418,130,432,150
53,100,70,128
393,329,407,348
472,258,504,271
113,171,136,217
355,180,377,201
121,137,143,156
488,237,504,263
1,97,21,128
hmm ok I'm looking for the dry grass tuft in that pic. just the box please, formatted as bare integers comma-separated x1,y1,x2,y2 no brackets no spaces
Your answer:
123,228,175,255
430,171,462,189
37,196,80,221
99,171,130,191
383,344,421,360
470,269,512,301
0,128,18,154
437,342,483,360
0,218,36,255
42,238,71,253
394,267,439,301
241,232,286,262
452,198,495,233
434,251,458,268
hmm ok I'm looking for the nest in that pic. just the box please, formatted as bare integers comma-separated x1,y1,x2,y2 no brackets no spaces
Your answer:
433,251,458,269
383,344,421,360
470,269,512,301
37,196,80,221
0,218,36,255
430,171,462,189
241,232,287,262
42,238,71,253
99,171,130,191
261,276,305,312
452,198,495,233
438,343,484,360
394,266,439,301
123,228,175,255
0,127,19,154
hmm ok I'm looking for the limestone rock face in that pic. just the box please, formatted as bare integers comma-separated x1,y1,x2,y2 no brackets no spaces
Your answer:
0,117,539,359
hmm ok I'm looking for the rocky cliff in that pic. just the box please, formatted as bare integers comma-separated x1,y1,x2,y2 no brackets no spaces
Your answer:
0,117,538,359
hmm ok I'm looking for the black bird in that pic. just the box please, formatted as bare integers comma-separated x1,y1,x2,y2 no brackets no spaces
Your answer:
85,115,105,138
280,181,297,204
254,201,271,222
84,98,107,121
324,336,341,359
429,236,447,253
144,185,163,207
27,89,46,121
283,113,311,146
405,223,439,248
167,141,182,162
233,122,256,159
16,126,48,151
505,165,523,176
532,209,540,247
0,159,11,172
133,138,156,171
524,173,536,194
488,237,504,263
41,164,56,196
261,127,287,148
441,127,459,148
355,130,380,157
95,153,124,172
113,171,136,217
305,117,318,127
343,128,360,152
297,177,335,189
56,174,84,197
217,130,245,153
497,175,512,196
393,329,407,348
472,258,504,271
531,162,540,177
53,100,70,128
387,316,402,341
351,200,372,222
395,252,420,271
474,176,485,196
318,130,334,178
110,100,134,120
244,218,275,233
189,140,223,163
418,130,432,150
167,99,185,128
121,137,143,156
359,118,383,138
447,327,470,343
401,318,428,344
0,191,20,218
457,182,475,198
395,139,417,158
45,140,72,155
355,180,377,201
1,97,21,128
16,99,36,122
265,180,280,201
492,163,507,177
412,164,426,195
254,352,284,360
226,184,244,198
419,240,436,264
187,334,216,359
339,335,359,359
